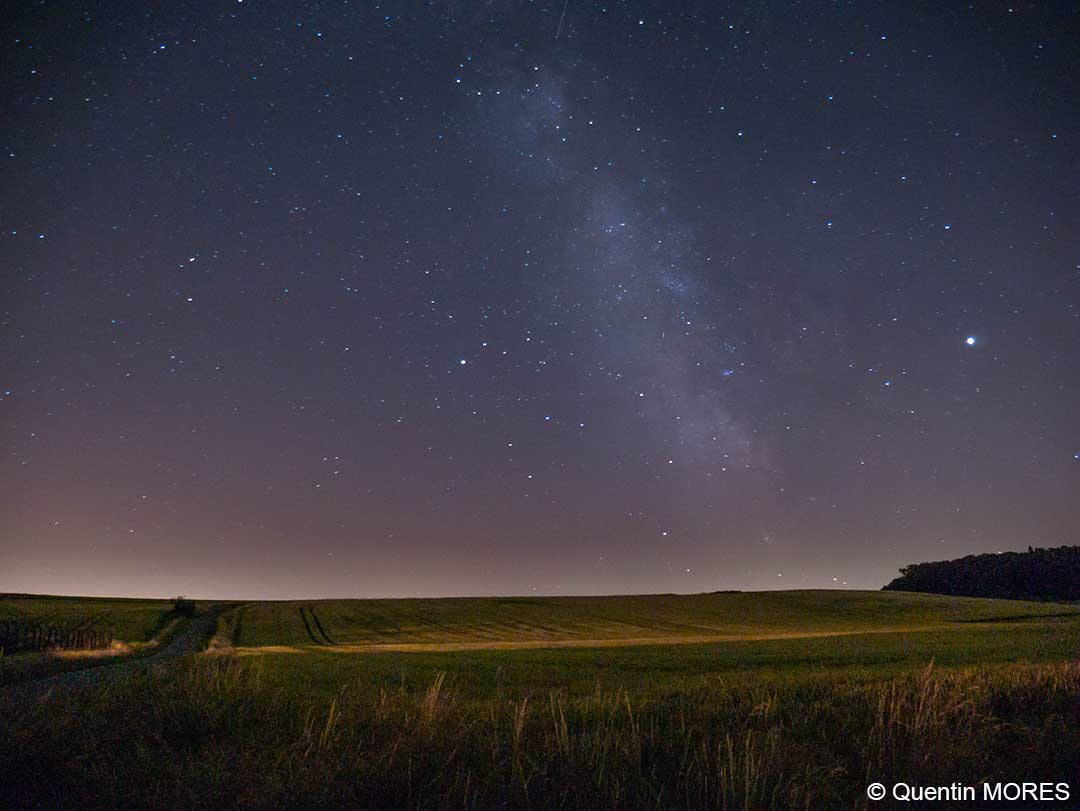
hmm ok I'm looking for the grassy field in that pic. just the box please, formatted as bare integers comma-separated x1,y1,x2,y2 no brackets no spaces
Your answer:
0,594,210,685
0,593,185,643
236,589,1078,649
4,590,1080,808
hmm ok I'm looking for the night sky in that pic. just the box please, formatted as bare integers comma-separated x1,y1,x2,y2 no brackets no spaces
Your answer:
3,2,1078,600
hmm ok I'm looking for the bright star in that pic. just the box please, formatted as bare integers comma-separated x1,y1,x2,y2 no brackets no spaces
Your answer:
965,336,976,346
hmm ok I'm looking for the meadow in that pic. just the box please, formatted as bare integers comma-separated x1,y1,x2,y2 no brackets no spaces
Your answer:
3,590,1080,808
234,589,1077,648
0,593,183,642
0,594,209,685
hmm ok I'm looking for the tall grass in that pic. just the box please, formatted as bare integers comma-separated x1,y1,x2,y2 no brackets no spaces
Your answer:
5,656,1080,809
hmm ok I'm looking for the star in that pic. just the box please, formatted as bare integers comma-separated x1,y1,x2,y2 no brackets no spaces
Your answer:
5,0,1076,603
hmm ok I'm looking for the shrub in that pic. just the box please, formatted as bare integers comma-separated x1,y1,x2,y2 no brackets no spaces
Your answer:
172,597,196,617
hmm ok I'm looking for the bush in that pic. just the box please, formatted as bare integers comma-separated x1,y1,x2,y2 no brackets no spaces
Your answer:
171,597,196,617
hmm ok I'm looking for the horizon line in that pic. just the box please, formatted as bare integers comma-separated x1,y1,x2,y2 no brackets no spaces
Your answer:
1,586,882,603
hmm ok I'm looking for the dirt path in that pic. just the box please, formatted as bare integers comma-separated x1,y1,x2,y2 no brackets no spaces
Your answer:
1,605,226,704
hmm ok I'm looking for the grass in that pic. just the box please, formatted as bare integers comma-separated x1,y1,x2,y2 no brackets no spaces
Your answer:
206,603,248,651
0,593,190,643
0,594,212,685
5,654,1080,809
4,590,1080,808
242,617,1080,702
236,589,1080,648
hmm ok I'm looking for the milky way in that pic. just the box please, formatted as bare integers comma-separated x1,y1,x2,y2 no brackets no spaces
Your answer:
2,2,1077,598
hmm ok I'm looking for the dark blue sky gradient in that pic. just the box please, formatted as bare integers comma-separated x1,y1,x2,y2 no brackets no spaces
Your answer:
2,1,1078,598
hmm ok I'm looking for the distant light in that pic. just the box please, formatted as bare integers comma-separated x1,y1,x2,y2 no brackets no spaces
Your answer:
965,336,976,346
944,224,952,230
459,358,467,365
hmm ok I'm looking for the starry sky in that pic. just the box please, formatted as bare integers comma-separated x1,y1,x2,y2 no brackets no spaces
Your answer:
2,2,1078,600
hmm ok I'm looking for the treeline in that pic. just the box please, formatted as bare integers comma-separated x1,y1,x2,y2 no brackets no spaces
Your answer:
883,545,1080,601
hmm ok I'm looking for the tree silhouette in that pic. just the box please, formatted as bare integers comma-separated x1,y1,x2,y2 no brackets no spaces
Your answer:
883,545,1080,601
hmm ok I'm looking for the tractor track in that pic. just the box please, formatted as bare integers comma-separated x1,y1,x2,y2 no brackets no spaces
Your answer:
308,606,337,645
1,604,227,705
